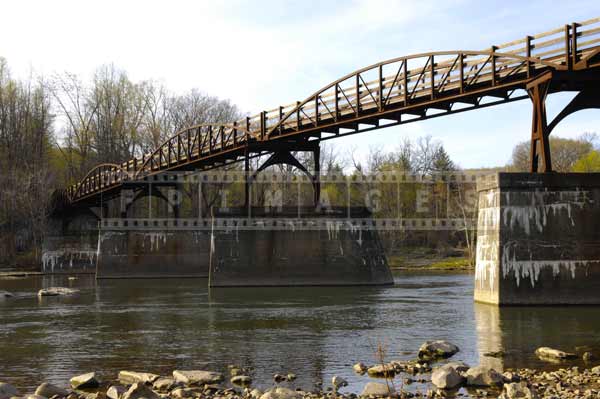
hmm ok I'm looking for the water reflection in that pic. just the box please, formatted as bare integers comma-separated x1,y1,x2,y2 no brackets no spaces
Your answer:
474,303,600,371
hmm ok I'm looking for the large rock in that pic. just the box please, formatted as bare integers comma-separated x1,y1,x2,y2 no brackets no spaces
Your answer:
360,382,394,397
418,340,459,360
121,383,159,399
35,382,69,398
118,371,159,385
70,372,99,389
259,387,300,399
152,378,177,392
230,375,252,386
431,365,464,389
499,382,539,399
353,362,368,374
106,385,126,399
367,364,395,377
37,287,80,297
465,366,504,387
0,382,18,399
534,347,577,360
331,376,348,389
172,370,224,385
444,361,470,373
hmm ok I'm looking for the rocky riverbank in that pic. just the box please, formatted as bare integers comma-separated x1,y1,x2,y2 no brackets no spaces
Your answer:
1,341,599,399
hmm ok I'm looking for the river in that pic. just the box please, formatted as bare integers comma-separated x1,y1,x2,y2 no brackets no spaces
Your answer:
1,271,599,394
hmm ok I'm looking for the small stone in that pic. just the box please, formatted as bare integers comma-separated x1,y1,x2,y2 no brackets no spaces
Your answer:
0,383,18,399
172,370,224,385
121,383,159,399
118,371,159,385
259,387,299,399
465,366,504,387
70,373,99,390
499,382,539,399
231,376,252,386
331,376,347,389
249,389,263,399
273,374,286,383
106,386,126,399
152,378,177,392
503,371,521,383
286,374,296,382
25,395,47,399
37,287,80,297
431,365,464,389
535,347,577,361
418,340,460,360
229,368,243,377
352,363,368,374
360,382,394,397
367,364,395,377
169,388,198,399
35,383,69,398
583,352,595,362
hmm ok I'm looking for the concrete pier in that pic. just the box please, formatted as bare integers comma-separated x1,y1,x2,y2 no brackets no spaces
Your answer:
94,208,393,286
475,172,600,305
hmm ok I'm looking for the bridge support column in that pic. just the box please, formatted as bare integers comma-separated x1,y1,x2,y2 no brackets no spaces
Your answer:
527,73,552,173
313,145,321,206
475,172,600,305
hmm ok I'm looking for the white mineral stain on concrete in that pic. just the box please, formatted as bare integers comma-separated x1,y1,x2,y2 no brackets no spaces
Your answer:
501,242,598,288
502,190,590,235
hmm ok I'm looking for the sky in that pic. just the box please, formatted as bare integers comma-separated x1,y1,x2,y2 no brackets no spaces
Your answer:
1,0,599,168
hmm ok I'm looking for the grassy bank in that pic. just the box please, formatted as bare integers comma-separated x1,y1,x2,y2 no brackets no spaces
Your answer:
388,250,474,271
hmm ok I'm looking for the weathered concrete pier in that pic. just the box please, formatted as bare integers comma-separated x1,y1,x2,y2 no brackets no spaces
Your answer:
44,207,393,286
475,173,600,305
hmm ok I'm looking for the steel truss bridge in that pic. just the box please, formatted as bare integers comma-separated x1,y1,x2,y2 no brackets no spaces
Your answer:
67,18,600,204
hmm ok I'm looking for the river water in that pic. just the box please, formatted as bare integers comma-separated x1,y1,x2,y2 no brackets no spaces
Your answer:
1,271,599,394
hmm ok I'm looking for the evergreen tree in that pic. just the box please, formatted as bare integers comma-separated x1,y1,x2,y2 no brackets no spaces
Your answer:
432,145,455,172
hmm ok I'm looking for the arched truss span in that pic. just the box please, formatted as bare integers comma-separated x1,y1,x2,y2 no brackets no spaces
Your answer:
134,123,253,179
67,163,132,202
67,18,600,203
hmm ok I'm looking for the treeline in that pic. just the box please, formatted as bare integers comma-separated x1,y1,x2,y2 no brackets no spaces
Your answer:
0,59,240,268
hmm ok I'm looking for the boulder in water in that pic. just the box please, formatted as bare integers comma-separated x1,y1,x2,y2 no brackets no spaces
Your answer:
431,365,464,389
118,371,159,385
0,382,18,399
172,370,224,385
418,340,459,360
34,382,69,398
360,382,394,397
70,372,99,389
465,366,504,387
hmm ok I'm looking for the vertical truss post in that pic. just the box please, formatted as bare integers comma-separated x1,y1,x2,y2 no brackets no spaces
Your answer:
525,36,532,78
244,147,250,209
565,24,572,70
527,73,553,173
491,46,497,86
313,145,321,207
571,22,578,67
430,55,435,100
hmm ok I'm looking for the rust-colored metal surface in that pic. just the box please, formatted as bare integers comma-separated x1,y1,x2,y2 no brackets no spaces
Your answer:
67,18,600,203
